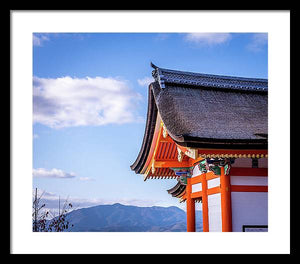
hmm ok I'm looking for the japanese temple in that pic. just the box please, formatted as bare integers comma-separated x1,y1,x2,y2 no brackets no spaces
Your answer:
130,63,268,232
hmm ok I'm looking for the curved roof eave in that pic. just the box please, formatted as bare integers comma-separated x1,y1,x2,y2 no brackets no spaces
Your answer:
130,82,158,174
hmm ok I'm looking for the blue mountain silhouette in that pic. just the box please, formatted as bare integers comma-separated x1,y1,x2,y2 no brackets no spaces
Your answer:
64,203,203,232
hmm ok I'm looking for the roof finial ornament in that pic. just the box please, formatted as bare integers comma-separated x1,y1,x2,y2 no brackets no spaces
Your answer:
150,62,158,69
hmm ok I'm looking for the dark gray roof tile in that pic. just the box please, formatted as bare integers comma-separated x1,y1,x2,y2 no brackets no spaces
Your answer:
151,64,268,92
131,64,268,173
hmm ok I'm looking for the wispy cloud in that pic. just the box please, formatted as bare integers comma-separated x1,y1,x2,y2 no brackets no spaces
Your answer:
33,76,143,129
184,33,232,46
246,33,268,52
33,168,76,179
33,33,50,46
137,77,153,87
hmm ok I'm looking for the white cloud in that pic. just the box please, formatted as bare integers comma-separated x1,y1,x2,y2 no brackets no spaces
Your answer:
247,33,268,52
33,76,143,129
33,168,76,179
185,33,232,46
33,34,49,46
137,77,153,87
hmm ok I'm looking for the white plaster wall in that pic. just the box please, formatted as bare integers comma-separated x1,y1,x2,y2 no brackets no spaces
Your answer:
207,177,220,189
231,192,268,232
195,202,203,232
192,183,202,193
230,176,268,186
208,193,222,232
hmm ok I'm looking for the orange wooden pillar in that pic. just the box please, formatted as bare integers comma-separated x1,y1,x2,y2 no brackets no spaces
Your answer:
220,166,232,232
201,173,209,232
186,177,195,232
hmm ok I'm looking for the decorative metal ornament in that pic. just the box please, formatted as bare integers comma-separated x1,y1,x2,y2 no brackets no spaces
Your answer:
177,147,183,162
151,160,155,174
162,124,168,138
184,148,198,159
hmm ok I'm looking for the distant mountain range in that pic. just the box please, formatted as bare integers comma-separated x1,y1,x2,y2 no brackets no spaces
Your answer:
63,203,203,232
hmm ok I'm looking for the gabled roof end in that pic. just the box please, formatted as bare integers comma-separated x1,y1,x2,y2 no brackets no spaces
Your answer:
150,61,158,69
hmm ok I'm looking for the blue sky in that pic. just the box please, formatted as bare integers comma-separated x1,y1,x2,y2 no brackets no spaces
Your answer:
32,32,268,211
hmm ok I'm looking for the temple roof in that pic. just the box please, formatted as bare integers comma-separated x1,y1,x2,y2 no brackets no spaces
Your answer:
167,180,186,198
131,63,268,174
150,62,268,92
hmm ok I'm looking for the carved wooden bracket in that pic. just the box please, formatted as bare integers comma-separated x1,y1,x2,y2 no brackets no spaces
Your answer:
198,158,235,176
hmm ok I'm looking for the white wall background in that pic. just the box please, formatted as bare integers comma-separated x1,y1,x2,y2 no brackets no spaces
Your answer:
192,183,202,193
231,192,268,232
207,177,220,189
208,193,222,232
230,176,268,186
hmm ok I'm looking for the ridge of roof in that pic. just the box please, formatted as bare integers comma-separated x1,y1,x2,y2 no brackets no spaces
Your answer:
150,62,268,92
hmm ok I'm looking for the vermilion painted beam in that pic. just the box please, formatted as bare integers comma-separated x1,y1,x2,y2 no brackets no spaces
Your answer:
220,167,232,232
190,175,202,185
186,177,196,232
207,186,221,195
230,167,268,177
206,171,219,180
186,168,268,187
191,191,202,199
154,160,190,168
201,173,209,232
191,171,218,184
